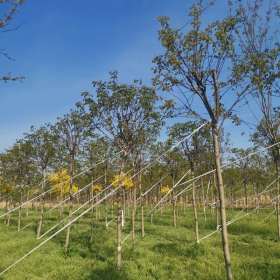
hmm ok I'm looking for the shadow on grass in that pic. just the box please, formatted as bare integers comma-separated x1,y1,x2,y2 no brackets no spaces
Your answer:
57,224,116,262
229,221,275,240
152,242,206,258
243,260,280,280
84,264,129,280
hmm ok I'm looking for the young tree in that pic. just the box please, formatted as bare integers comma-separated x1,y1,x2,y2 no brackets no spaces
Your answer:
81,72,168,240
230,148,255,211
152,2,251,278
24,124,57,237
25,124,57,183
52,107,91,252
236,0,280,238
81,72,166,163
168,121,213,239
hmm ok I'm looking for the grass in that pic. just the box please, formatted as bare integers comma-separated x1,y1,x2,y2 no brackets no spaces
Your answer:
0,205,279,280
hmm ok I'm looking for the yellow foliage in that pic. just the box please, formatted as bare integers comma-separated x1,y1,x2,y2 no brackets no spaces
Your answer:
2,184,12,194
111,172,134,190
92,183,102,193
0,177,12,194
48,169,78,195
72,184,79,193
160,185,171,195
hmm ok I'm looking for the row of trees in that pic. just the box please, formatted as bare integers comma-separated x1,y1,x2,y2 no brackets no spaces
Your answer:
1,0,280,279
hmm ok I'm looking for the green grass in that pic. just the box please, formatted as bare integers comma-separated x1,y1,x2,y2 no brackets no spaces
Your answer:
0,206,279,280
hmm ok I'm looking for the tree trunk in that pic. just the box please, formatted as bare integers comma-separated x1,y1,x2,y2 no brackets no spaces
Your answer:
212,125,233,280
6,199,10,226
211,175,215,215
131,188,136,242
59,190,64,218
37,169,46,238
192,181,199,242
90,193,95,243
173,198,177,227
141,205,145,237
131,207,135,242
26,190,30,217
275,162,280,240
37,205,44,239
65,154,75,253
64,203,72,254
4,198,8,225
122,189,126,227
17,192,23,232
201,178,207,221
117,207,122,270
244,180,248,212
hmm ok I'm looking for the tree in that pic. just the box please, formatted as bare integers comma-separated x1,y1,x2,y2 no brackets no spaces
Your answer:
230,148,256,211
168,121,213,174
82,136,111,184
52,107,91,253
236,0,280,239
25,124,56,183
168,120,213,239
152,2,251,278
81,72,166,165
81,72,168,240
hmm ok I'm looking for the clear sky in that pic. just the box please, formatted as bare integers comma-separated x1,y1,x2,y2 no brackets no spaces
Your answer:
0,0,259,151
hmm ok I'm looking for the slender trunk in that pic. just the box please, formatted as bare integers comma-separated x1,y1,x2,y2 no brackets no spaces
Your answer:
37,169,46,239
65,153,75,253
18,205,21,231
37,206,44,239
26,190,30,217
64,203,72,253
105,203,108,229
6,199,11,226
122,189,126,227
131,207,135,241
173,198,177,227
104,164,108,229
213,174,219,227
59,190,63,218
244,180,248,212
117,207,122,270
4,198,8,225
90,186,95,242
212,125,233,280
17,191,22,232
141,205,145,237
184,193,187,214
192,181,199,242
131,188,136,242
211,175,215,215
230,184,234,210
201,178,207,221
275,161,280,240
95,204,98,221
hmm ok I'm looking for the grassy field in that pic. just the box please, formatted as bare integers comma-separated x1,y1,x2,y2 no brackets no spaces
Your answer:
0,206,279,280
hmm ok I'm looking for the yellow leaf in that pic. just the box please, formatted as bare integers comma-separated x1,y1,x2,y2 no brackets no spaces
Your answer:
111,172,134,189
160,185,171,195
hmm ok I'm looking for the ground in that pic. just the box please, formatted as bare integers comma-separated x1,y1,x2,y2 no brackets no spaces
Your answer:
0,206,279,280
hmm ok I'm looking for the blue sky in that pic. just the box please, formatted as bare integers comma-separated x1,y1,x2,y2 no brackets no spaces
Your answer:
0,0,259,151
